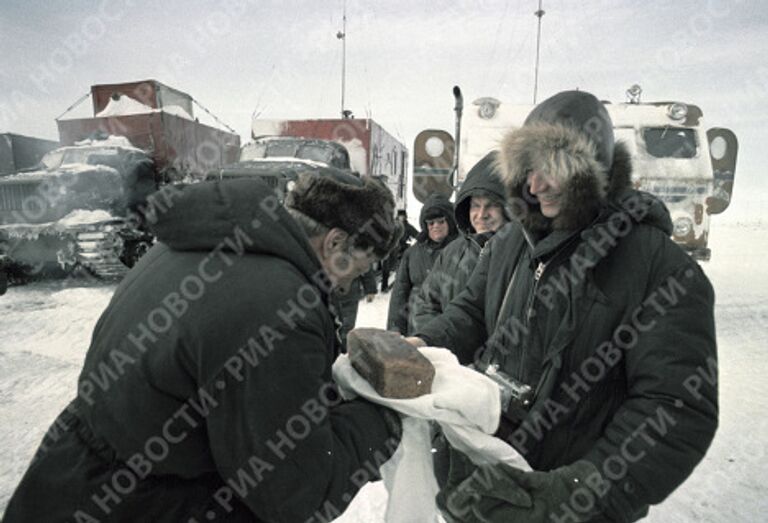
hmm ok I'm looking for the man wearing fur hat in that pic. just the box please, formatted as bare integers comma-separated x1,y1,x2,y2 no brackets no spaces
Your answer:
4,171,403,522
408,91,718,522
411,151,509,344
387,193,458,335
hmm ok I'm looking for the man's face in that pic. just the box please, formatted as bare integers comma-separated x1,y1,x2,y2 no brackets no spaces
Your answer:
322,241,377,294
426,216,449,242
527,170,563,218
469,195,505,234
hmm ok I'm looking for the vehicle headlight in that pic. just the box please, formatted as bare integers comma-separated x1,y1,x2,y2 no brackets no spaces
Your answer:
673,216,693,237
424,136,445,158
286,180,297,193
667,103,688,121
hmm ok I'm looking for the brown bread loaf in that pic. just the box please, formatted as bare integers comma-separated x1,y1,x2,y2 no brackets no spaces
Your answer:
347,328,435,398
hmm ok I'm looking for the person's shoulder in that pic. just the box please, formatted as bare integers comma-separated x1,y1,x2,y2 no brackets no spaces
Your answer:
481,222,527,255
613,222,708,284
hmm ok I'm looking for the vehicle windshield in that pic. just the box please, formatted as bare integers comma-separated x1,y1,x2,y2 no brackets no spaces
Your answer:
240,139,341,165
60,147,122,166
643,127,697,158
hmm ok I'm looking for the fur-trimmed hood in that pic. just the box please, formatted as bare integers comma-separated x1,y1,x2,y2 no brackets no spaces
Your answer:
497,90,632,234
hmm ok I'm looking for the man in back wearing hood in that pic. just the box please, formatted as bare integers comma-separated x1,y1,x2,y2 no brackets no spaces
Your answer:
408,91,718,522
386,193,458,335
411,151,509,342
4,171,403,522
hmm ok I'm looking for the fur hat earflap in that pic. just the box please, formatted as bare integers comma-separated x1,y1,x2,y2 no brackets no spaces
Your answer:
285,168,400,257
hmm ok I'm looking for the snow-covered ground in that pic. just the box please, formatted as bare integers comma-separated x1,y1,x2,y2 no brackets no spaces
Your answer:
1,221,767,521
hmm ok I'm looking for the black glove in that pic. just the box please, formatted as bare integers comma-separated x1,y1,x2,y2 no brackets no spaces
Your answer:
450,460,604,523
435,448,477,517
438,461,532,523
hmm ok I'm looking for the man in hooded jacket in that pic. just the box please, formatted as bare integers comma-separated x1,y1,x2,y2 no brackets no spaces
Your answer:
410,151,509,345
386,193,458,335
4,171,403,522
408,91,718,522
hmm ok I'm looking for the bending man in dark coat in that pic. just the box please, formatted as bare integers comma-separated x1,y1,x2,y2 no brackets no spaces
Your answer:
409,91,718,522
4,171,402,522
386,193,457,335
410,151,509,345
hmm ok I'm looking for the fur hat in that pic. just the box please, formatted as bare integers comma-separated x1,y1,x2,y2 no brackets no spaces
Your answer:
284,168,401,257
497,90,632,233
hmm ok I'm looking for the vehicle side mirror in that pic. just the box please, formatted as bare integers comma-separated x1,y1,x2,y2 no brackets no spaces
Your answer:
706,127,737,215
412,130,455,203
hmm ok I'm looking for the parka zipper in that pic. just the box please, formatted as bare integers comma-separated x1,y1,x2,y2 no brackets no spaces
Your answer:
526,261,547,324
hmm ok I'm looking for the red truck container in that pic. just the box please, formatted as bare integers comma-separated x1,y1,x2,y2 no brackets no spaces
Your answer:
57,80,240,181
251,117,408,211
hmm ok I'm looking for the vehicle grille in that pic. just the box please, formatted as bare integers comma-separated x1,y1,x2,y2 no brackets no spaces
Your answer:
0,183,39,212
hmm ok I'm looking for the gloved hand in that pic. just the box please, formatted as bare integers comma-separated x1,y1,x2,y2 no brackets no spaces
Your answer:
437,458,532,523
446,460,603,523
435,447,476,516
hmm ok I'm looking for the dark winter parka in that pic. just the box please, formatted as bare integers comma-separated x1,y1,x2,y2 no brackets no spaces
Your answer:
4,178,399,522
415,91,718,522
386,193,457,335
410,151,508,345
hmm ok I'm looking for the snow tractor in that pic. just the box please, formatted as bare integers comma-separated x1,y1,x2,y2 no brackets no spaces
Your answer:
413,86,738,260
0,137,158,291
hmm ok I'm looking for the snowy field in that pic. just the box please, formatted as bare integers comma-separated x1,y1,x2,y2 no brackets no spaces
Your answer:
1,221,767,521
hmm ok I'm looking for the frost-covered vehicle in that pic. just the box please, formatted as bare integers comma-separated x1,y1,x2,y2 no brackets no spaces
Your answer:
413,86,738,260
0,138,157,292
206,136,352,200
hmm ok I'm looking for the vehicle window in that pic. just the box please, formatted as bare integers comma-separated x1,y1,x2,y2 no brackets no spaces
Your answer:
643,127,697,158
240,142,267,161
298,145,333,163
61,147,119,166
41,149,65,170
265,141,298,158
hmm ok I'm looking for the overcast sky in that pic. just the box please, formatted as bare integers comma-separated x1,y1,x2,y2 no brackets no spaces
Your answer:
2,0,767,217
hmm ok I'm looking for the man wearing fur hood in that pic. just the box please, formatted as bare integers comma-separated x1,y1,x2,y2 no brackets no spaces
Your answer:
409,91,718,522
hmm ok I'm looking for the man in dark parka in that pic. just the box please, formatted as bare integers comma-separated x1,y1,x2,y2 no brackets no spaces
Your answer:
386,193,457,335
4,171,402,522
409,91,718,522
410,151,509,346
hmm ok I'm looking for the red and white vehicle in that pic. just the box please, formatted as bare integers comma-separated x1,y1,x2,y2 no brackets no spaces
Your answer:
58,80,241,181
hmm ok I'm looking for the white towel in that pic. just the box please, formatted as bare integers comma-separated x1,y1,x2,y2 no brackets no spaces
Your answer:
332,347,530,523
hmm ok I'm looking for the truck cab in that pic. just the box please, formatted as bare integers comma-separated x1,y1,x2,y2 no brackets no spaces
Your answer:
206,136,354,201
